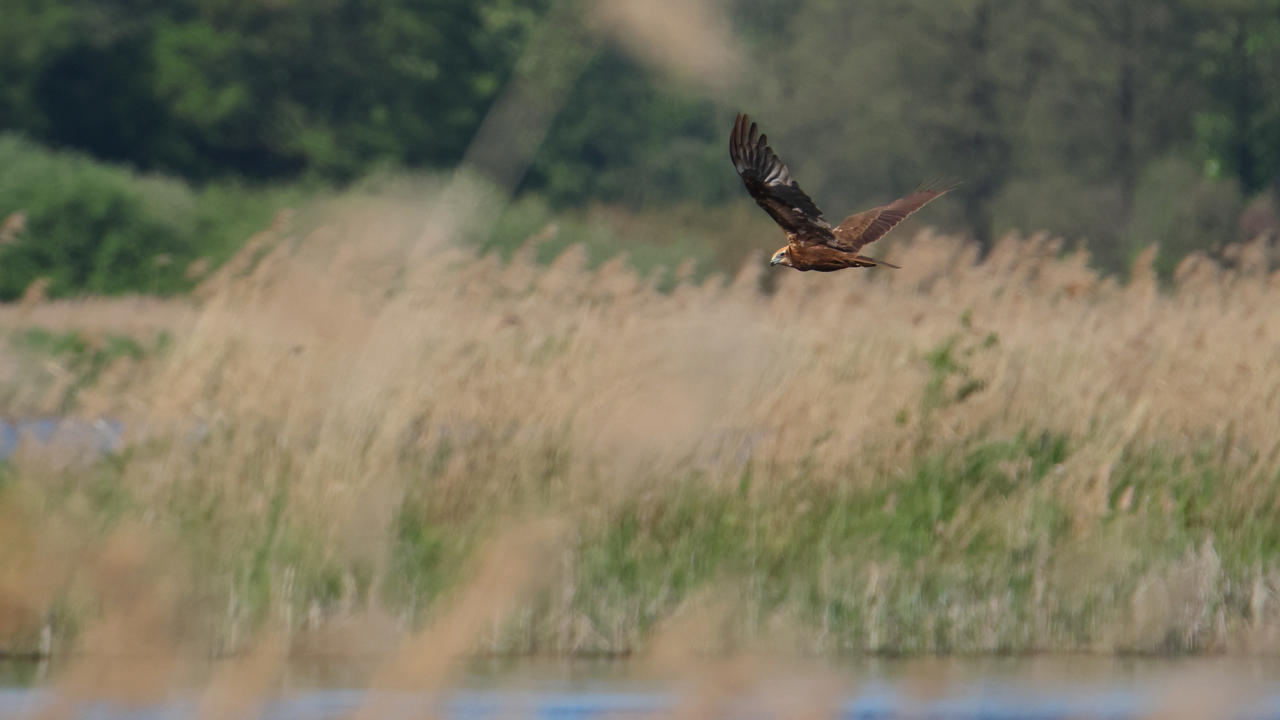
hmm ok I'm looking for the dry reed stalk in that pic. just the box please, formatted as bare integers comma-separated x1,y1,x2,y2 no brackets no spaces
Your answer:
101,195,1273,644
2,188,1278,683
345,519,563,720
23,526,191,720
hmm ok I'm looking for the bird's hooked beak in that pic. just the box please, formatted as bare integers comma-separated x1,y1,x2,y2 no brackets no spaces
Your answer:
770,251,786,266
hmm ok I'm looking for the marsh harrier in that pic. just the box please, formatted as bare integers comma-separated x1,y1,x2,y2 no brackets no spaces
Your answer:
730,113,954,272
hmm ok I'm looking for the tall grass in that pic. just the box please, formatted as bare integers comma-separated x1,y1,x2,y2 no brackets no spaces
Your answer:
1,187,1279,668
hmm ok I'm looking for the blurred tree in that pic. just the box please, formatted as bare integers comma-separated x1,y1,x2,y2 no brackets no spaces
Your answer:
996,0,1208,270
4,0,1280,284
731,0,1270,272
1127,155,1242,278
0,136,192,299
733,0,1025,254
1190,0,1280,194
0,0,546,179
524,49,730,207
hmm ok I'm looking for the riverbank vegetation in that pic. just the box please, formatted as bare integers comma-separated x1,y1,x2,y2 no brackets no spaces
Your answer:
1,190,1277,661
2,0,1280,691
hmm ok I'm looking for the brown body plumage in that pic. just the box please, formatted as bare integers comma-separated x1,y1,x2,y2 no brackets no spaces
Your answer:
729,113,955,272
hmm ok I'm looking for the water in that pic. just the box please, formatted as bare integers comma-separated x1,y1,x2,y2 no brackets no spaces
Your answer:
2,656,1278,719
0,418,124,460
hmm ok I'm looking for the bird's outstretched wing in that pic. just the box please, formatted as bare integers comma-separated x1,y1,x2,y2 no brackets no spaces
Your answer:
830,181,958,253
729,113,832,242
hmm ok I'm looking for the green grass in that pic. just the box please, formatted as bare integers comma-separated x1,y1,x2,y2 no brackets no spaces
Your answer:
549,430,1255,654
3,421,1265,657
6,328,166,412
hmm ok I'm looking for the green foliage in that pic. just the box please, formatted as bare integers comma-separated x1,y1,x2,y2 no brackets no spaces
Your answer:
0,136,190,297
386,497,463,613
576,480,747,634
555,426,1262,653
0,135,311,299
1191,5,1280,193
2,0,1280,289
0,0,545,181
991,175,1128,271
526,51,732,208
918,319,997,430
1127,156,1244,277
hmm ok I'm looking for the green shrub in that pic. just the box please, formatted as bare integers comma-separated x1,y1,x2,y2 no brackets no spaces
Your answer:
0,135,189,297
0,135,308,300
1127,156,1243,279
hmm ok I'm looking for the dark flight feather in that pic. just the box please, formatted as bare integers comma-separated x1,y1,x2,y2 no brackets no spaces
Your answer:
729,113,833,244
730,113,955,272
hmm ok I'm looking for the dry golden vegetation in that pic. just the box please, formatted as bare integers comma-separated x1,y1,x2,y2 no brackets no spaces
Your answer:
1,184,1279,688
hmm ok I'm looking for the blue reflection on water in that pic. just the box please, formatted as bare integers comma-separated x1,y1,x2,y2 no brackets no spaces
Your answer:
1,687,1279,720
0,418,125,460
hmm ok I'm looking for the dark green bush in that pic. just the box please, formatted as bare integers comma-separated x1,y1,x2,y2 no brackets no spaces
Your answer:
0,134,308,300
1127,156,1243,279
0,135,195,298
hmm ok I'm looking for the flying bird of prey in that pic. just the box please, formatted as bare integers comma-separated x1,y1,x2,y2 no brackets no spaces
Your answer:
730,113,955,272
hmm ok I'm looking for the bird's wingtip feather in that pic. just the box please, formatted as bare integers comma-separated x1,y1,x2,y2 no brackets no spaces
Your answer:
915,177,963,194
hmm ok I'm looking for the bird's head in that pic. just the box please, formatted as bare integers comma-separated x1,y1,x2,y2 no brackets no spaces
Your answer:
770,247,793,268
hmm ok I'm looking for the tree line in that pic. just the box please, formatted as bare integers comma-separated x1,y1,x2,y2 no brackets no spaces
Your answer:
1,0,1278,283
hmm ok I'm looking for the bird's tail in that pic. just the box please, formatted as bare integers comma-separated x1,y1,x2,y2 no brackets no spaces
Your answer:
855,255,901,269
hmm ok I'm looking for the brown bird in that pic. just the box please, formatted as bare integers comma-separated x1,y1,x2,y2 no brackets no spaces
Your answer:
730,113,955,272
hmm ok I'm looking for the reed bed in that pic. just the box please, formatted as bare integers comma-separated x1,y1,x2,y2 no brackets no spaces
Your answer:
2,190,1279,669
